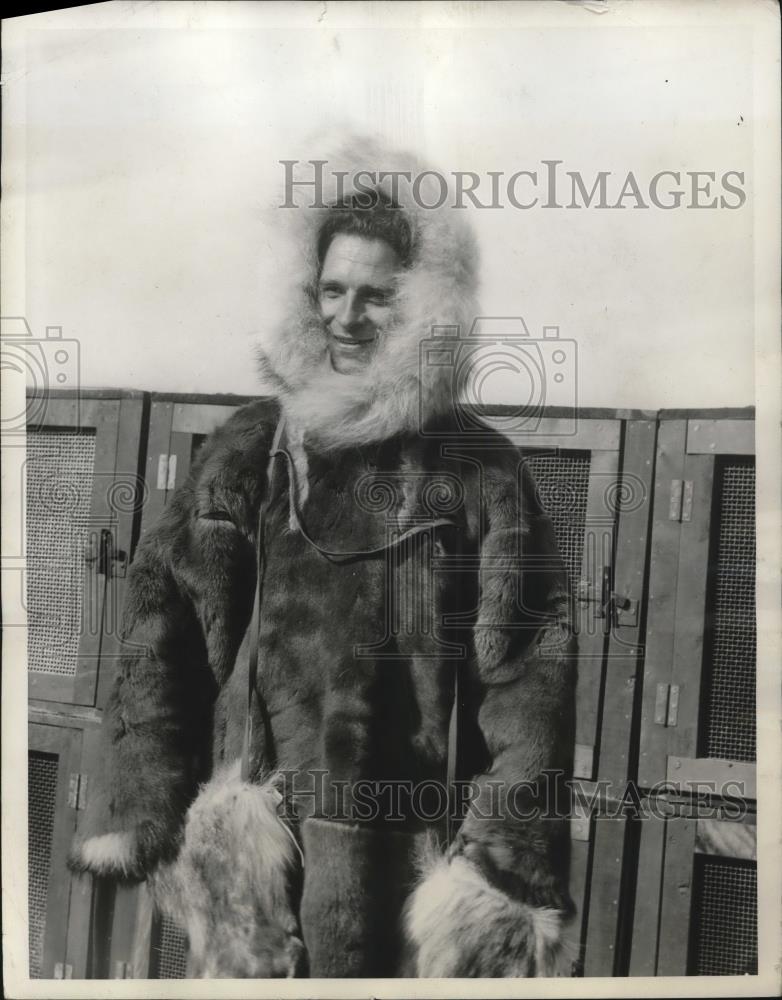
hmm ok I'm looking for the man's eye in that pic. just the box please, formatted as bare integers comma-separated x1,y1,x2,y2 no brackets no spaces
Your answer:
365,293,389,306
319,287,341,300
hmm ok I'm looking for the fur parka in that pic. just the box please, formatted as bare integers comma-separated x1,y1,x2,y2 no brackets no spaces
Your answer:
70,135,577,979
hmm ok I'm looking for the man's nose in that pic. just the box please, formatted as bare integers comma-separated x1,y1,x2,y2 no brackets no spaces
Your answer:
336,293,363,330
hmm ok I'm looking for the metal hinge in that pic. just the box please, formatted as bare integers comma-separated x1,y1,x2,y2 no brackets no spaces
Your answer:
67,773,88,810
654,683,680,727
54,963,73,979
669,479,694,522
156,453,177,490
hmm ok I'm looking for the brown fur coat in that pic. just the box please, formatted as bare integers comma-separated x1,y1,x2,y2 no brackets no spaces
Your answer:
70,135,577,978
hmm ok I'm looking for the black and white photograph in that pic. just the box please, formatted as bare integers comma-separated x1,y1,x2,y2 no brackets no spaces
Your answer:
1,1,780,996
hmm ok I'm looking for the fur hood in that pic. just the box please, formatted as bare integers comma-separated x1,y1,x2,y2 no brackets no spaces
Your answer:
255,133,480,450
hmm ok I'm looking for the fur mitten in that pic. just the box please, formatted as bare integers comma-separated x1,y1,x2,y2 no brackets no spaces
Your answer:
403,837,574,978
149,761,304,978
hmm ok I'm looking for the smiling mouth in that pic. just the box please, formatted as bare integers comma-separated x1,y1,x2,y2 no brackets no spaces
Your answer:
330,334,376,347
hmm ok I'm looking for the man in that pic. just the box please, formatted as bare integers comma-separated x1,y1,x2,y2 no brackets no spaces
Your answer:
70,137,577,978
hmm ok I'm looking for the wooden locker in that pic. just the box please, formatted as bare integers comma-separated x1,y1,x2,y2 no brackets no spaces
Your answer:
26,389,147,979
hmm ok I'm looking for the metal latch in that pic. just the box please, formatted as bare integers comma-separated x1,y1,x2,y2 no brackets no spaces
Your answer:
613,593,639,628
84,529,127,578
578,567,638,632
654,683,680,727
67,773,88,810
669,480,694,522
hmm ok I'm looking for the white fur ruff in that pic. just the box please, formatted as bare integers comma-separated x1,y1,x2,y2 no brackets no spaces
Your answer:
149,761,303,978
256,131,480,451
405,850,573,978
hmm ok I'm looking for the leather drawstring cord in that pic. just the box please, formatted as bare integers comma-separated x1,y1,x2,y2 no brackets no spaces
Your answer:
280,438,458,564
239,415,461,847
446,667,460,849
240,417,287,783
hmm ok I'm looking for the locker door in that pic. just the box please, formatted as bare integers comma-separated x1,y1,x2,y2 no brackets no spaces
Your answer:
631,811,757,976
505,410,656,976
24,391,145,706
638,413,756,798
28,722,85,979
633,410,757,976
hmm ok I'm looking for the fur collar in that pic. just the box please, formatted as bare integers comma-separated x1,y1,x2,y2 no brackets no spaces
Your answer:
255,133,480,452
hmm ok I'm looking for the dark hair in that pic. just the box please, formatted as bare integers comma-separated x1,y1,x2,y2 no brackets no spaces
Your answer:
316,192,414,270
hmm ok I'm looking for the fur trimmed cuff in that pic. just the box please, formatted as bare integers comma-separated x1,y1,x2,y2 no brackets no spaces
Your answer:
148,761,304,978
404,848,573,978
68,831,142,880
68,803,181,882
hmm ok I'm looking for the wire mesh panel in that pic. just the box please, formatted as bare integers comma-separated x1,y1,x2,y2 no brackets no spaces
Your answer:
524,451,592,584
690,856,757,975
26,429,97,676
151,915,188,978
28,751,59,978
700,458,756,762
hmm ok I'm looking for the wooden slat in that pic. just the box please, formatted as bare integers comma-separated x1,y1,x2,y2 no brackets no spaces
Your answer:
598,419,657,790
130,884,156,978
574,448,619,767
67,723,104,976
491,418,622,452
96,395,146,710
27,673,81,706
583,817,626,976
28,700,102,729
666,756,756,800
168,430,198,493
139,401,174,540
656,817,697,976
171,401,241,435
26,395,80,429
28,388,146,402
637,420,687,788
471,404,657,422
73,399,122,707
150,390,258,407
667,454,715,765
686,419,755,456
65,862,95,978
563,837,591,977
109,884,145,978
658,407,754,421
628,813,666,975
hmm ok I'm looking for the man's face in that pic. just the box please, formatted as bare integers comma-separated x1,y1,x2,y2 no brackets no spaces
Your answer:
317,233,401,374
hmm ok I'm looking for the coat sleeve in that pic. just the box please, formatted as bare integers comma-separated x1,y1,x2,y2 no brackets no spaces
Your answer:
405,448,577,977
68,404,274,881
